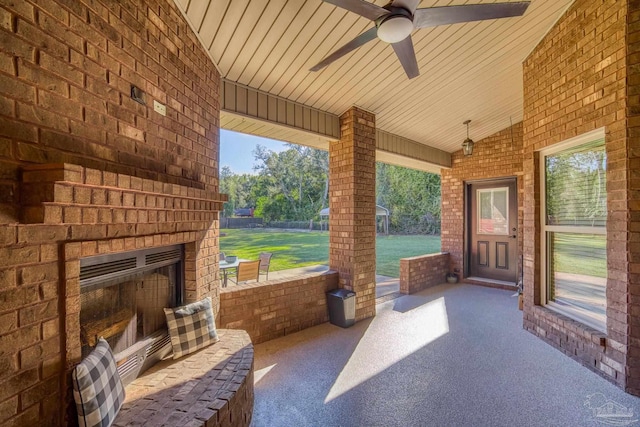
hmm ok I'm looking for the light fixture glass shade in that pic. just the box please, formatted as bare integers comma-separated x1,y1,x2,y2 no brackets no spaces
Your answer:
377,16,413,43
462,138,474,156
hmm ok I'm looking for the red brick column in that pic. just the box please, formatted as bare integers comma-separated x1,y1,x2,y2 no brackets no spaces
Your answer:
329,107,376,321
626,0,640,395
521,0,628,391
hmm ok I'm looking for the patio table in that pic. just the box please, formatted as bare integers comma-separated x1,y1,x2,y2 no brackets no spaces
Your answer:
220,259,246,287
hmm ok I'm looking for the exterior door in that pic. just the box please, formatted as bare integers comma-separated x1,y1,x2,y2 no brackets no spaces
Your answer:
468,179,517,282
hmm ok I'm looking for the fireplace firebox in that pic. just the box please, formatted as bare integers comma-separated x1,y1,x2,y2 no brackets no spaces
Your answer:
79,245,184,385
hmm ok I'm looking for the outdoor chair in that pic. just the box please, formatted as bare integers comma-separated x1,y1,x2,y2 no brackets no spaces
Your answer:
259,252,273,280
232,260,260,285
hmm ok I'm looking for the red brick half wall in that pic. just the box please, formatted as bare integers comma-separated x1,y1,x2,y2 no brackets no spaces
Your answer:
400,253,450,294
219,272,339,344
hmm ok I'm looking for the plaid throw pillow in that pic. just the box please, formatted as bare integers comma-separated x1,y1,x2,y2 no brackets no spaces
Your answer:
164,296,219,359
72,338,125,427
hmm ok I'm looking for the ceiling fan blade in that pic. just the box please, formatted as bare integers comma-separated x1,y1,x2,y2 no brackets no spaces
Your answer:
392,0,421,14
414,2,530,29
310,27,378,72
323,0,389,21
392,36,419,79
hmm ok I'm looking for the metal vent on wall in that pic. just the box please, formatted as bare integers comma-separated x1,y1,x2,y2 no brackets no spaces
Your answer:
117,354,143,384
146,333,171,357
116,332,172,386
79,258,137,281
146,248,182,266
80,244,183,288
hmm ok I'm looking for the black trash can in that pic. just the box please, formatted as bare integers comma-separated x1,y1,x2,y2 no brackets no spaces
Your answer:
326,289,356,328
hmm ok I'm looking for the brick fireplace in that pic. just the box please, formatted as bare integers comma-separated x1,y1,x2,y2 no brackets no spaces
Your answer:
0,0,225,425
23,161,226,424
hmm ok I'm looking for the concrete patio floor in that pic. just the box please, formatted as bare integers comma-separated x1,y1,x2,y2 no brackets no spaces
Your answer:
251,284,640,426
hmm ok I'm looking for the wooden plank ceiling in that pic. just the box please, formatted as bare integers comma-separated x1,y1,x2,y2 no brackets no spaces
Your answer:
174,0,573,153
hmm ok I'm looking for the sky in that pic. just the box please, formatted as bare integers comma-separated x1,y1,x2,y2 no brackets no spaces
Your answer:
220,129,287,175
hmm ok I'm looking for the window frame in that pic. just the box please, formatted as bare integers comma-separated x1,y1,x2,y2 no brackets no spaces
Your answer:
539,128,607,332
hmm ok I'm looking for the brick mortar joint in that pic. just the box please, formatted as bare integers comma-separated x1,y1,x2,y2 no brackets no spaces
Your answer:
41,202,224,212
24,180,227,203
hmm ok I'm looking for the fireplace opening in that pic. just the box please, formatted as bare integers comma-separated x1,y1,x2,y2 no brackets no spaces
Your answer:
79,245,184,385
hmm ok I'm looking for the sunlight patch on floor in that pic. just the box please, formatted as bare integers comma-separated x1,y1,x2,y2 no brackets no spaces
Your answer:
324,297,449,403
254,363,277,385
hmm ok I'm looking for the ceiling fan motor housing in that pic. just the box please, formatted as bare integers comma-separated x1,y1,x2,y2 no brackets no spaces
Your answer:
376,7,414,43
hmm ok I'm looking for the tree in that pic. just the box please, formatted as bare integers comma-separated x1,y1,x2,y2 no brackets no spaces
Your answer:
220,142,442,234
220,166,261,217
252,144,328,221
376,163,441,234
545,145,606,226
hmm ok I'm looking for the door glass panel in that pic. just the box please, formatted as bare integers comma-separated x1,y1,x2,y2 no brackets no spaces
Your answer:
477,187,508,235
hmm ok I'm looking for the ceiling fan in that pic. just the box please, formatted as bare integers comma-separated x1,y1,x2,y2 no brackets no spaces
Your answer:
310,0,530,79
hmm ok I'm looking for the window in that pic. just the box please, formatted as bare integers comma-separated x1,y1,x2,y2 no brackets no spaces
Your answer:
540,129,606,332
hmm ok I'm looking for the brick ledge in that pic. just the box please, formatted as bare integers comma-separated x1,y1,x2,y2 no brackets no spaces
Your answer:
220,269,338,294
20,163,228,224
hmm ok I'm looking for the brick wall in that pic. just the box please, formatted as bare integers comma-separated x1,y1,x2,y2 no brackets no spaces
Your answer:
522,0,628,389
0,0,222,425
440,123,524,277
329,107,377,321
399,252,450,295
628,0,640,395
219,272,339,344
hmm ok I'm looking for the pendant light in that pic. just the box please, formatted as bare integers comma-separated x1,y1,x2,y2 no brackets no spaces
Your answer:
462,119,474,156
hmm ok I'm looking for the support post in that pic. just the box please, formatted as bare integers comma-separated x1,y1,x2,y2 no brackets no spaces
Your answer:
329,107,377,321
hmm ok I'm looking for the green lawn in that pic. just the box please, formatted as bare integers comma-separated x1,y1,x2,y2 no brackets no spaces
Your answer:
551,233,606,278
219,229,441,277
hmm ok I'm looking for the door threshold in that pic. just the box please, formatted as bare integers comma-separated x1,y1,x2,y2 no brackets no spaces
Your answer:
464,276,518,290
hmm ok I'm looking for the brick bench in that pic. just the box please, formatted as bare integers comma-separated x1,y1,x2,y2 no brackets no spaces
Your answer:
113,329,254,427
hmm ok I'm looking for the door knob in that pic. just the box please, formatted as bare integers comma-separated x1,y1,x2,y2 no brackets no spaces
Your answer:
510,235,517,239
